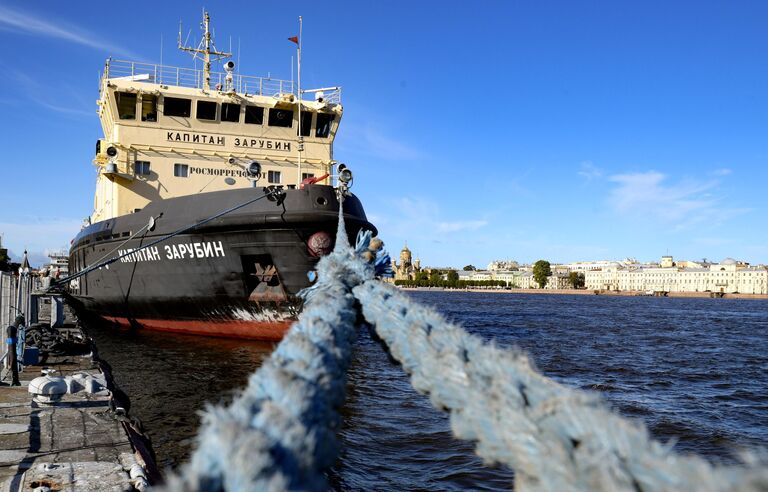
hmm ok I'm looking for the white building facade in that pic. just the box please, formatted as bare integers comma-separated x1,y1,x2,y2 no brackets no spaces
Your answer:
584,257,768,294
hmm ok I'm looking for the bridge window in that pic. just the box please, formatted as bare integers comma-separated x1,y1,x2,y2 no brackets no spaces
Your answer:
197,100,218,120
316,113,335,138
164,97,191,117
174,163,189,177
116,92,136,120
222,103,240,122
268,108,293,127
268,170,281,183
298,111,312,137
134,161,151,175
302,173,315,180
245,105,264,124
141,95,157,122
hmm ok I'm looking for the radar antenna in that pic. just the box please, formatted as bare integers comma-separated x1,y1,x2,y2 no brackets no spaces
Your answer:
178,10,232,90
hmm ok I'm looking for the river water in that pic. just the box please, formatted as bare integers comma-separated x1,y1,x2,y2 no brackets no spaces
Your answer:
85,292,768,490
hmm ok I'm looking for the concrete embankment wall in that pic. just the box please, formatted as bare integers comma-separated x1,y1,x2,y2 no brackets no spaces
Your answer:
401,286,768,300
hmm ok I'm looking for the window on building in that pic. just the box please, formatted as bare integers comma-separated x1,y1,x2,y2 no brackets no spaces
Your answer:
315,113,334,138
174,163,189,177
298,111,312,137
197,100,218,120
164,97,191,117
301,173,315,180
116,92,137,120
221,103,240,122
141,95,157,122
268,170,281,183
245,105,264,124
134,161,151,175
268,108,293,127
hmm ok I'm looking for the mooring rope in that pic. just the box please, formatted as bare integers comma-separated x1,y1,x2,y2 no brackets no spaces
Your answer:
156,202,766,491
53,187,280,288
158,207,388,491
352,279,768,491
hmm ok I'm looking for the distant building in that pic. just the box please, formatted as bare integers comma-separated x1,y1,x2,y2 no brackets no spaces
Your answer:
487,260,519,271
0,235,8,271
459,269,570,289
392,243,422,281
562,259,637,273
584,256,768,294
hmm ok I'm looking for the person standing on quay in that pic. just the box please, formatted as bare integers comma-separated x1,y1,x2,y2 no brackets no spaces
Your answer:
4,315,23,386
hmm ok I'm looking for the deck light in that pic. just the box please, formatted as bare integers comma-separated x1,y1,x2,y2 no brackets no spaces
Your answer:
247,161,262,180
338,164,353,185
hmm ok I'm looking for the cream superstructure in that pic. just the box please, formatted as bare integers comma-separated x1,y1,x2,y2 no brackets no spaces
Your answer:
91,14,341,223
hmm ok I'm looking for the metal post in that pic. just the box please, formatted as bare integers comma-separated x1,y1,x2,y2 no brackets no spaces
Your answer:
15,274,21,320
30,294,38,324
50,296,64,328
0,273,5,368
296,16,303,184
25,276,32,320
0,273,4,329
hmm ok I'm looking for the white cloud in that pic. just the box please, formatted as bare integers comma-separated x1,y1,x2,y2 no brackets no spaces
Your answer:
437,220,488,233
711,168,732,176
338,123,424,161
0,5,141,59
361,126,424,160
578,161,603,180
0,217,83,264
607,171,749,228
372,196,489,248
8,69,92,117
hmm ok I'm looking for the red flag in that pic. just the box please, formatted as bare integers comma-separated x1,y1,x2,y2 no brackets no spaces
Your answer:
288,36,298,45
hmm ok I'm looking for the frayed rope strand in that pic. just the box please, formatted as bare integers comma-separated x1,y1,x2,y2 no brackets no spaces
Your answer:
155,196,765,492
156,203,386,492
352,280,768,492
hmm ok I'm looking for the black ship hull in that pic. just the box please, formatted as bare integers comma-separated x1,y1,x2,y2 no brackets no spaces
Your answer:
67,185,375,339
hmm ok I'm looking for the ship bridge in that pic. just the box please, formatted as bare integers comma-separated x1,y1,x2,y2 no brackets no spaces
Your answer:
91,56,343,223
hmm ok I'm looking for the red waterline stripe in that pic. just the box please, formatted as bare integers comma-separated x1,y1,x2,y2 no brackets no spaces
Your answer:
102,316,292,341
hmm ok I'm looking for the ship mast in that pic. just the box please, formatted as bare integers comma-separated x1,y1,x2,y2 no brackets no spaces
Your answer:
178,11,232,90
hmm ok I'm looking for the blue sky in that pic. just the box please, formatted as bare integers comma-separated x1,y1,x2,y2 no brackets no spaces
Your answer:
1,1,766,268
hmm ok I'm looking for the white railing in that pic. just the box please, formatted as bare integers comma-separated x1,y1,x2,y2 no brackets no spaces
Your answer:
104,59,342,103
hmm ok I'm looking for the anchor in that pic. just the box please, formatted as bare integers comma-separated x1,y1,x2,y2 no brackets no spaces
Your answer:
248,263,288,302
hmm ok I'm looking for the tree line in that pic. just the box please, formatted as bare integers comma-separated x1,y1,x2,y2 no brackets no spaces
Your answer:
394,260,585,290
394,278,510,289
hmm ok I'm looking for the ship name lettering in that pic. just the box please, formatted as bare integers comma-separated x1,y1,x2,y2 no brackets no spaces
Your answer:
118,246,161,263
189,167,248,178
234,137,290,151
166,131,225,146
163,241,225,260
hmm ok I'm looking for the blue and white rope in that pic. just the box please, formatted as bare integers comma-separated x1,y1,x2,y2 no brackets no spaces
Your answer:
159,210,380,491
158,206,766,491
352,279,768,492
